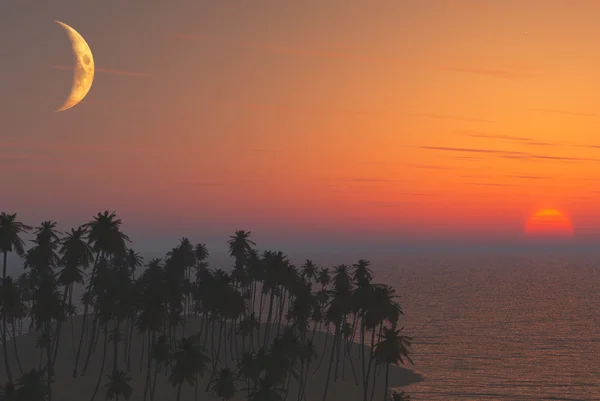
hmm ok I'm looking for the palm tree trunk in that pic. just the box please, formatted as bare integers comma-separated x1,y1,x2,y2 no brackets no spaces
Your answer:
321,330,338,401
382,363,390,401
257,287,265,347
206,319,224,391
150,362,160,401
369,364,379,401
363,328,377,401
2,251,7,280
313,328,329,373
69,285,77,354
113,320,120,372
1,316,13,382
275,286,286,336
89,324,109,401
176,382,183,401
73,252,101,377
81,315,100,376
361,322,367,399
10,322,24,374
263,290,276,346
143,331,154,401
139,330,146,372
126,316,135,372
46,323,53,401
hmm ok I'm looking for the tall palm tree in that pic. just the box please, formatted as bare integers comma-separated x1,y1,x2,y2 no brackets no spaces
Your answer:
14,369,48,401
73,211,130,378
210,367,237,401
373,327,413,401
104,369,133,401
168,337,210,401
0,277,27,375
228,230,255,272
0,213,31,280
0,213,30,383
57,226,93,353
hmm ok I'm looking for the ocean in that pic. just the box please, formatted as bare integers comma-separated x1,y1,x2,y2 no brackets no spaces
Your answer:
388,252,600,401
5,250,600,400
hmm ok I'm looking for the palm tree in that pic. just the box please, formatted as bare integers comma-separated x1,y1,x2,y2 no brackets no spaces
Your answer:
300,260,318,283
247,376,285,401
104,369,133,401
228,230,255,272
0,213,30,383
14,369,48,401
57,226,93,353
210,368,237,400
0,277,27,375
0,213,31,280
373,327,413,401
168,337,210,401
73,211,130,378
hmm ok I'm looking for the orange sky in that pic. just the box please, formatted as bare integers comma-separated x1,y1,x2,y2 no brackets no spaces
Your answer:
2,0,600,250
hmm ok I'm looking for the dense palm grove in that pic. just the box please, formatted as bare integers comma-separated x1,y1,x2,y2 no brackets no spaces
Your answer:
0,211,414,401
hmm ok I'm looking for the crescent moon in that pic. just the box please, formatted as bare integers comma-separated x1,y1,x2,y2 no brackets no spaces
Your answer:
55,20,95,112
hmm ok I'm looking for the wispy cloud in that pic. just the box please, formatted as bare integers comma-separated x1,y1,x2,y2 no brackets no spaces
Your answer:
407,113,496,124
440,66,536,79
471,183,519,187
455,130,532,141
532,108,598,118
420,145,526,156
50,65,151,77
364,201,405,207
342,177,399,183
509,175,549,179
419,145,600,163
454,130,562,147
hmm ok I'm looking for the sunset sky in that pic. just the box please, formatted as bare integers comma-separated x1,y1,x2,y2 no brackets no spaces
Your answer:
2,0,600,253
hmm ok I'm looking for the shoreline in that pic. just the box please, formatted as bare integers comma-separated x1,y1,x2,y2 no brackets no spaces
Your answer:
0,314,424,401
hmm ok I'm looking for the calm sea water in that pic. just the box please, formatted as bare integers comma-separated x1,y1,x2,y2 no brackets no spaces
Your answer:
382,252,600,401
6,250,600,400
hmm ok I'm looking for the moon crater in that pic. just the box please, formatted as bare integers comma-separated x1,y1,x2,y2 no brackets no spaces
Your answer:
55,20,95,112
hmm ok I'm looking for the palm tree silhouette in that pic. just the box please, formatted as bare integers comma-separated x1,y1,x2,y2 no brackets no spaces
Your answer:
73,211,129,378
57,226,93,354
210,367,237,400
14,369,48,401
168,336,210,401
373,326,412,401
104,369,133,401
0,213,31,383
0,210,417,401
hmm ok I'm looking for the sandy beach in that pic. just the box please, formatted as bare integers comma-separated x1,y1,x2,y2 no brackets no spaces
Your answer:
0,315,423,401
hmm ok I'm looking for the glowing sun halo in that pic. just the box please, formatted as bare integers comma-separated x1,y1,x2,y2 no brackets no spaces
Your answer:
525,209,574,238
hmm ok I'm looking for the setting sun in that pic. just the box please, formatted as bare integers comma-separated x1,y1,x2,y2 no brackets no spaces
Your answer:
525,209,575,238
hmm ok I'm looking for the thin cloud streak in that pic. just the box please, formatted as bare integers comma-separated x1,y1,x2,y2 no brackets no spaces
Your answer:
440,66,536,79
50,65,151,77
454,131,562,147
342,177,399,183
419,145,600,163
454,130,532,141
408,113,496,124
